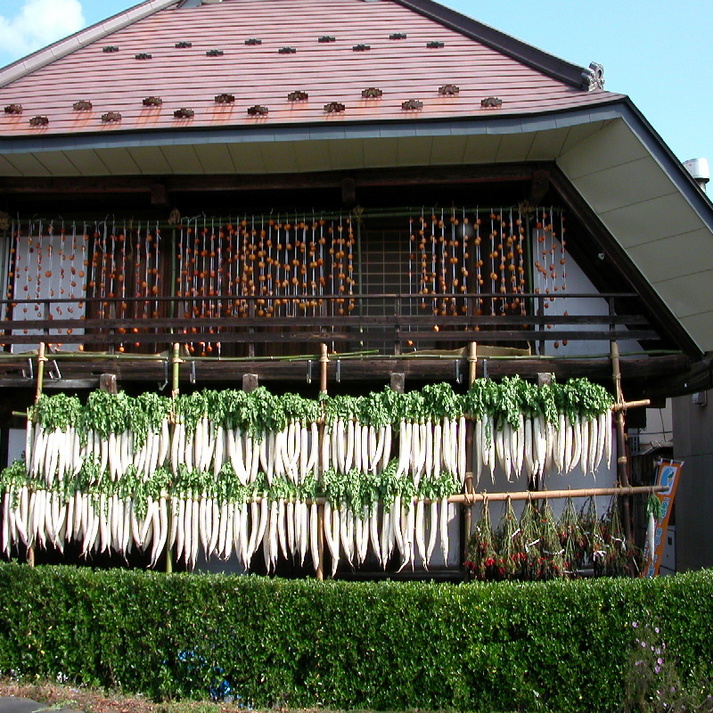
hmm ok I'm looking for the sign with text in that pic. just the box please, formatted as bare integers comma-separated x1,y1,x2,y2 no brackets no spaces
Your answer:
645,459,683,577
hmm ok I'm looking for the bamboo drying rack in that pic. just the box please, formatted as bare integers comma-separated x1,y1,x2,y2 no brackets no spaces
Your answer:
16,339,658,579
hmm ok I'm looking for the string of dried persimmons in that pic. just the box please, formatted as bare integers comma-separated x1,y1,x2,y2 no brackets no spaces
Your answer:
408,207,568,342
176,216,356,355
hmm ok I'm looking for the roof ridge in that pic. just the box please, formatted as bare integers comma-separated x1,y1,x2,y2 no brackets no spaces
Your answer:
0,0,179,89
391,0,594,89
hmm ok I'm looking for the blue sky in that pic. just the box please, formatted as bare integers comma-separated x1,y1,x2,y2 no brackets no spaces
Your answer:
1,0,711,178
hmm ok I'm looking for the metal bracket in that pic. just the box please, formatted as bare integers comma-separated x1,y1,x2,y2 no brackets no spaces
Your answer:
158,359,169,391
50,360,61,380
190,360,196,384
306,359,313,384
455,359,462,384
336,359,341,383
24,358,34,380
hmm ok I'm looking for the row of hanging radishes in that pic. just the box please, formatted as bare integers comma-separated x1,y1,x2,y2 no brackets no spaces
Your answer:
24,410,612,489
1,485,456,572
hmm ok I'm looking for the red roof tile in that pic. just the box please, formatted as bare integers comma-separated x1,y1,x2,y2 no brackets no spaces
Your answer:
0,0,622,138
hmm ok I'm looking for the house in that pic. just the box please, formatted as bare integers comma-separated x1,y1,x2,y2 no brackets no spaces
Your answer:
0,0,711,576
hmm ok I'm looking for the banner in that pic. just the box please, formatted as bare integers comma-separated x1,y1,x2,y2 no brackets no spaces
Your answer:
645,459,684,577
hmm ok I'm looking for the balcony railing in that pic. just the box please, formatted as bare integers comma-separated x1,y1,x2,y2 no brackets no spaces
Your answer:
0,292,658,354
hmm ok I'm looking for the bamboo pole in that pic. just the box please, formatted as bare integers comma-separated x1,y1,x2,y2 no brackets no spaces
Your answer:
461,342,477,574
238,484,665,507
27,342,48,567
610,340,634,545
166,343,181,574
317,343,329,580
451,484,665,505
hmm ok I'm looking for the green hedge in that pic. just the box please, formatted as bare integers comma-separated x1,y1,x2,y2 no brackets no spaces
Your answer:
0,563,712,712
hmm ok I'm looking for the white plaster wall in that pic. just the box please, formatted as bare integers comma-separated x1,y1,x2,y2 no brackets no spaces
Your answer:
11,229,87,353
532,235,643,358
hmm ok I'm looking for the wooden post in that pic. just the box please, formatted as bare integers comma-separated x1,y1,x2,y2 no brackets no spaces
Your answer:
99,373,118,394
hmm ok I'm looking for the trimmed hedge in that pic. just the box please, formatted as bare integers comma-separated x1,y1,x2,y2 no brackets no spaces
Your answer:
1,564,712,712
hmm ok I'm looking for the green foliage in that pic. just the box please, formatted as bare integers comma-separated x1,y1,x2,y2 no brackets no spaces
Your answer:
0,564,712,712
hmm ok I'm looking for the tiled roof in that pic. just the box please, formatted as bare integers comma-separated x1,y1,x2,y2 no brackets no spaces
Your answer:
0,0,621,138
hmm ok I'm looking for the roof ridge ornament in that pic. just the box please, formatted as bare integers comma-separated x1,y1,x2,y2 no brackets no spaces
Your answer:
582,62,605,91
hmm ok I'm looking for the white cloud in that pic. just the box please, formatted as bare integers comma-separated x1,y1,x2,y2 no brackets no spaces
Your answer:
0,0,86,60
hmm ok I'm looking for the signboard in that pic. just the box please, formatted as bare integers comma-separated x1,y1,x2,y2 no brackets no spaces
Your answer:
645,459,683,577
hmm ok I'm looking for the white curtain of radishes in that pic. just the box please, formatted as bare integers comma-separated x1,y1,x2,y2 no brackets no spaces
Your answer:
0,377,613,574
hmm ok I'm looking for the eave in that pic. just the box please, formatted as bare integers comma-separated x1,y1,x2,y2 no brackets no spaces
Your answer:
0,97,711,362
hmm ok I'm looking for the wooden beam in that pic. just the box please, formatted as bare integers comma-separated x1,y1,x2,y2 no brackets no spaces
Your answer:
0,163,537,196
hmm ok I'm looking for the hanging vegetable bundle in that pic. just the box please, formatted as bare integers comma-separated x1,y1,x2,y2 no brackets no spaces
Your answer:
465,495,640,581
1,377,613,571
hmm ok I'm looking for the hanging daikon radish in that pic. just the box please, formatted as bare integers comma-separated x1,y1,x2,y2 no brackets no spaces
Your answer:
340,505,354,566
323,501,338,569
277,499,288,560
439,497,450,565
369,502,381,568
571,418,582,474
286,499,295,557
380,423,392,473
580,418,590,475
395,420,411,478
309,502,319,572
426,499,438,567
330,505,340,577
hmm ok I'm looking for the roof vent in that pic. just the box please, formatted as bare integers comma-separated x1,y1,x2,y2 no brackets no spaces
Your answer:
389,33,407,40
401,99,423,110
143,96,163,107
684,158,710,192
175,41,193,48
101,111,122,123
353,44,371,51
247,105,269,116
29,115,48,127
103,45,119,53
362,87,383,98
278,47,297,54
318,36,336,43
206,49,224,57
438,84,459,96
72,100,93,111
4,104,22,115
174,107,194,118
288,91,309,101
215,93,235,104
426,41,445,49
324,101,345,113
481,96,503,108
135,53,153,60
